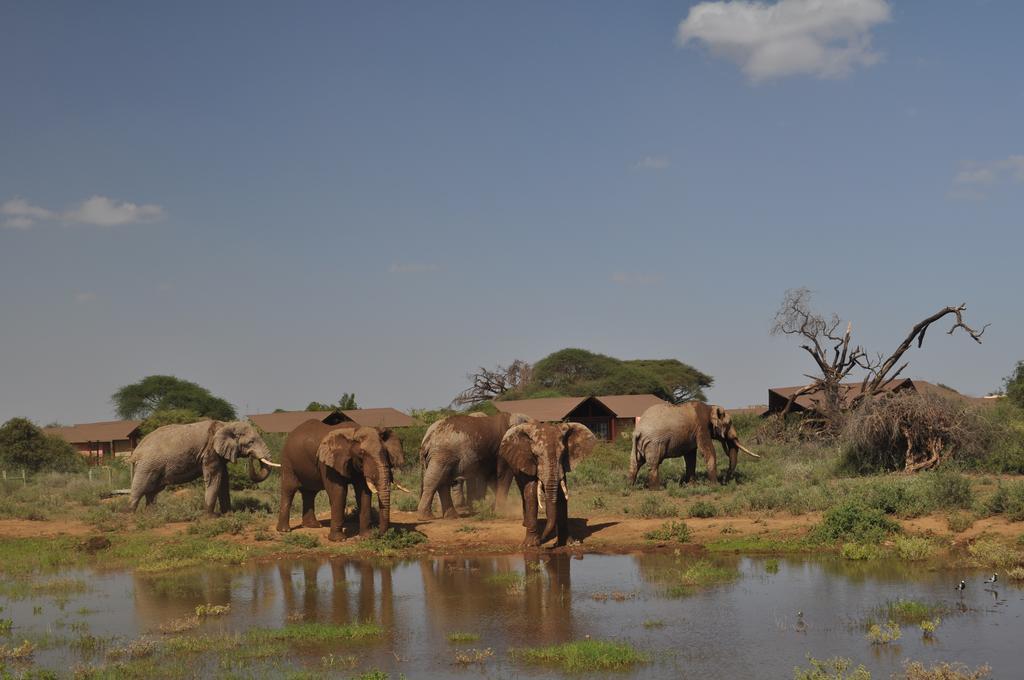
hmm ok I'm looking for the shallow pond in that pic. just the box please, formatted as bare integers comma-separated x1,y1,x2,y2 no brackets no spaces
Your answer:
1,552,1020,678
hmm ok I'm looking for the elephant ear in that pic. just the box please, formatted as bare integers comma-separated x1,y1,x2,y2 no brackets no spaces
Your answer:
499,423,537,477
317,429,358,476
379,428,405,467
561,422,596,470
709,405,729,437
212,422,239,462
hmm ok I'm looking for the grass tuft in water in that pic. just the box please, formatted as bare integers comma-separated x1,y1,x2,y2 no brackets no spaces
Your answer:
246,622,384,645
900,660,990,679
866,621,901,645
793,655,871,680
446,632,480,643
873,599,946,625
512,640,649,672
666,560,738,596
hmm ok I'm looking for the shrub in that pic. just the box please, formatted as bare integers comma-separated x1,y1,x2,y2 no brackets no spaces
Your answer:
840,542,884,560
0,418,85,473
841,392,992,473
281,532,320,549
922,470,973,510
643,520,690,543
946,511,974,533
893,536,935,561
900,661,990,679
793,656,871,680
967,538,1021,568
637,495,678,519
813,500,900,544
688,501,718,518
982,481,1024,520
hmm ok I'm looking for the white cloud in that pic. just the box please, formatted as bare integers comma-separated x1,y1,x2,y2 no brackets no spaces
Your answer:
611,272,662,286
388,263,440,274
74,292,97,303
63,195,164,227
632,156,671,171
0,195,165,229
953,156,1024,185
677,0,891,82
2,197,53,228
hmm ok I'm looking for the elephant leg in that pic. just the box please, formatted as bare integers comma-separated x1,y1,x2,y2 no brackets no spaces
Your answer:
682,451,697,484
417,459,448,520
495,460,513,513
438,484,458,519
647,459,662,490
326,480,347,542
218,473,231,514
144,490,158,507
520,478,540,547
451,480,469,511
203,470,223,516
555,489,570,547
300,491,320,529
356,483,373,536
277,481,297,532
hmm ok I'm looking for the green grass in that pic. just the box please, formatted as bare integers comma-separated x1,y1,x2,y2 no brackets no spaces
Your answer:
643,520,690,543
893,536,935,561
512,640,649,672
636,495,678,519
793,656,871,680
967,538,1023,568
873,599,946,625
812,500,900,544
665,559,738,596
707,536,812,553
839,542,885,560
446,632,480,643
281,532,321,549
246,622,384,645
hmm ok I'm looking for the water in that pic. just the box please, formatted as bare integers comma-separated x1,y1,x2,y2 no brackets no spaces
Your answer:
2,553,1020,678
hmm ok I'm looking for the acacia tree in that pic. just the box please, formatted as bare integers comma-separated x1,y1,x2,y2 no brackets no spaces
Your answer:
111,375,236,421
306,393,358,411
451,360,532,407
771,288,988,425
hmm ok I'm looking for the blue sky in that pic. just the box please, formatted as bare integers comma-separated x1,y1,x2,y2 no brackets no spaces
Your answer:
2,0,1022,424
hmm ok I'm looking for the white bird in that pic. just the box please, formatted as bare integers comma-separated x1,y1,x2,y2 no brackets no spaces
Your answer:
984,573,998,584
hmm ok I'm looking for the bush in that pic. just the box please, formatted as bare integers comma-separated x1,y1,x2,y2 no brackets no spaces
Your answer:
841,392,993,473
982,481,1024,520
922,470,974,510
643,520,690,543
637,495,678,519
688,501,718,518
0,418,85,473
893,536,935,561
946,511,974,533
840,542,884,560
813,500,900,544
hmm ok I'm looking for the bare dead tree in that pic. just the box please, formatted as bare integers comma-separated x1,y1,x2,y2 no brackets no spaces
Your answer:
771,288,988,428
451,360,533,407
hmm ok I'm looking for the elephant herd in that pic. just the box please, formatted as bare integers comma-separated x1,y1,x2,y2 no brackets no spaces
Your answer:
127,401,759,547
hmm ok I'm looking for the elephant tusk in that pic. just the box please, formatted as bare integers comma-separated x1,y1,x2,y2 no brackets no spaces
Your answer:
393,482,413,494
366,480,379,495
560,479,569,500
737,443,761,458
258,457,282,468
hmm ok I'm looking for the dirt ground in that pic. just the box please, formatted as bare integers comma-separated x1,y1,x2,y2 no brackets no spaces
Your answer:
2,512,1021,554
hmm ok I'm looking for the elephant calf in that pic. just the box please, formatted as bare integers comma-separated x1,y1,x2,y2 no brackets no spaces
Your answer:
498,421,596,547
129,420,279,515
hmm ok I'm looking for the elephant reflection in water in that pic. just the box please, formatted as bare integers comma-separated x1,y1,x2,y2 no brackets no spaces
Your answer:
132,568,235,631
276,560,394,628
418,553,576,643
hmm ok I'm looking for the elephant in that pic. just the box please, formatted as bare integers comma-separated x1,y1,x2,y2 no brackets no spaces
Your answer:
276,419,409,541
128,420,279,515
416,412,531,520
498,421,596,547
628,402,759,488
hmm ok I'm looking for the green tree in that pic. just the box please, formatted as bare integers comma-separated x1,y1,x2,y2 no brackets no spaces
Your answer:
1005,361,1024,408
111,375,236,421
0,418,86,473
499,348,712,403
306,393,358,411
138,408,204,437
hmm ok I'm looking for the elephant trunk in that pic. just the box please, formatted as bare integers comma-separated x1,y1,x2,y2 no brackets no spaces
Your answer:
376,456,391,533
247,456,272,483
541,464,558,542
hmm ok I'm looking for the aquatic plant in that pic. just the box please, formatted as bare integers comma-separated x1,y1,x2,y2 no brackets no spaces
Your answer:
793,655,871,680
900,661,990,679
918,617,941,639
642,619,665,629
765,559,780,574
194,603,230,618
666,560,738,596
643,520,690,543
866,621,901,644
0,619,11,635
0,639,35,661
877,599,945,625
453,647,494,664
446,632,480,643
512,640,649,672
